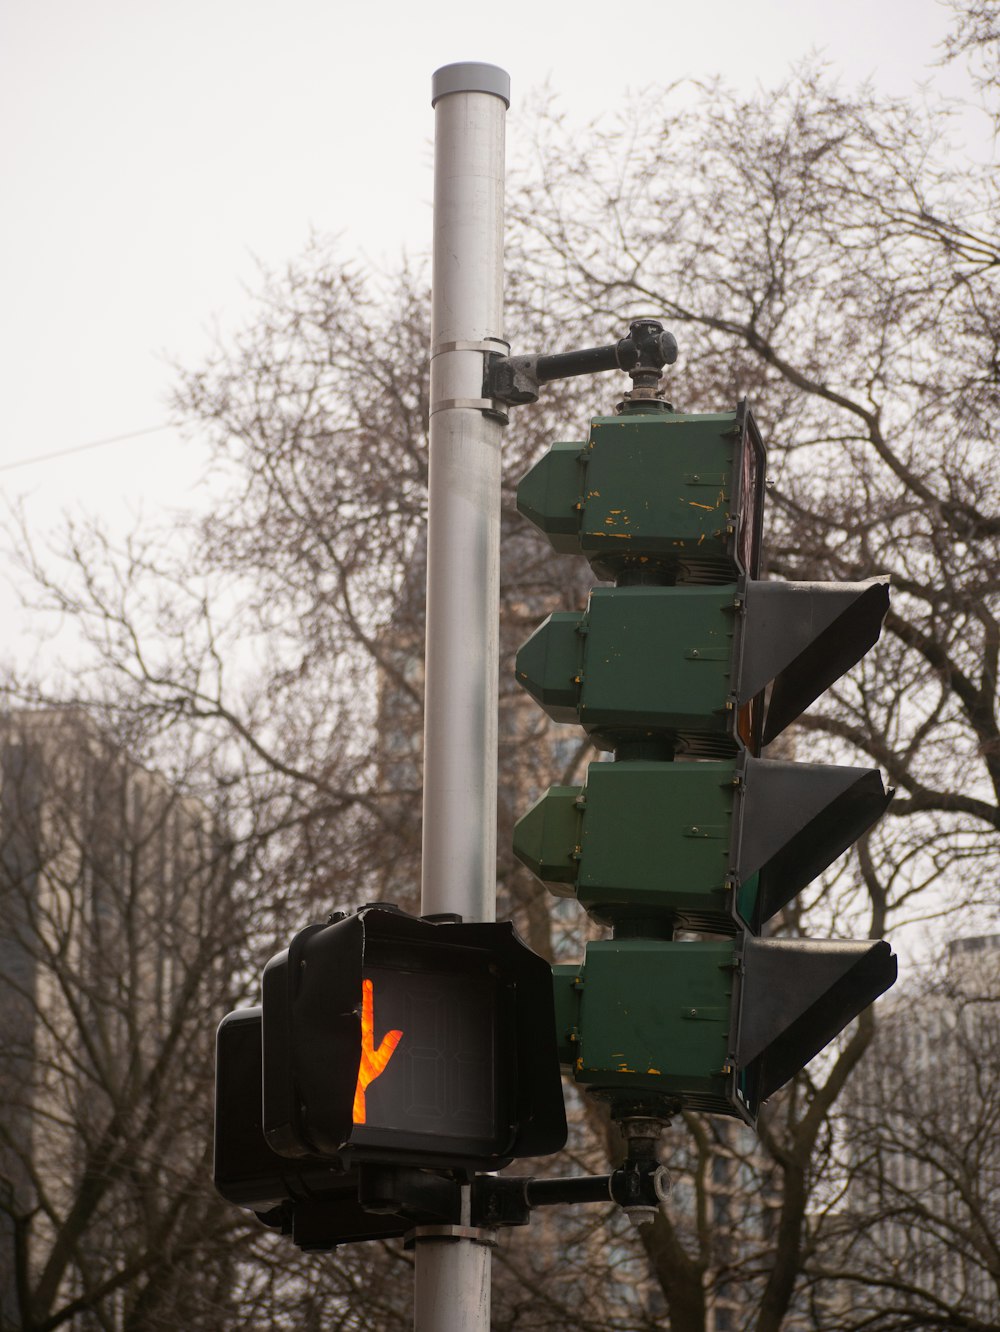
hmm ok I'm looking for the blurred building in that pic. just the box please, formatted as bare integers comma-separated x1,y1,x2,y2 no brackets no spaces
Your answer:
835,933,1000,1324
0,710,228,1330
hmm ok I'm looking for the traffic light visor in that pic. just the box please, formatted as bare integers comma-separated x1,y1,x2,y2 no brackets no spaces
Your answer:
736,936,897,1106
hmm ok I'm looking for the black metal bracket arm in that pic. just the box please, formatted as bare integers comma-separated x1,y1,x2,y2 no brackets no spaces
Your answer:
471,1156,669,1228
252,1155,670,1253
487,318,678,407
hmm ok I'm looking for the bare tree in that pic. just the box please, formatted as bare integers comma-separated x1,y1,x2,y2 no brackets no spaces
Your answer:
806,940,1000,1331
500,32,1000,1332
0,709,243,1329
3,6,998,1327
941,0,1000,122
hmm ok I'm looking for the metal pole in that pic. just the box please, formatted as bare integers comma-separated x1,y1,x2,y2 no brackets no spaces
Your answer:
415,61,510,1331
421,62,508,926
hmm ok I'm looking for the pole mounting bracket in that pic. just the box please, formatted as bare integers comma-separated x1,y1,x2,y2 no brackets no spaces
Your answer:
487,318,678,409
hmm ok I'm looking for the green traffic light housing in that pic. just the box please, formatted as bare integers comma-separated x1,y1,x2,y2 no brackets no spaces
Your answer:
514,753,892,933
514,390,898,1127
551,934,897,1121
517,402,766,584
515,577,890,757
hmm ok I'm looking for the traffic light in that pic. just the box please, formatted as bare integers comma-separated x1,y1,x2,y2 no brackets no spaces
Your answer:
513,401,897,1123
214,1006,410,1248
261,904,567,1170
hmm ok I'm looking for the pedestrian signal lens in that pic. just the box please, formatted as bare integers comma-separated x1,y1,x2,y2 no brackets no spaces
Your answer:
352,962,499,1150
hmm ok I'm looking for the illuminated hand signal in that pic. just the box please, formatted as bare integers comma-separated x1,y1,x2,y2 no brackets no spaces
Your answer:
352,978,403,1124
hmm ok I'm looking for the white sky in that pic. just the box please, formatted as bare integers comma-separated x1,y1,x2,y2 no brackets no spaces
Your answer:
0,0,980,664
2,0,993,967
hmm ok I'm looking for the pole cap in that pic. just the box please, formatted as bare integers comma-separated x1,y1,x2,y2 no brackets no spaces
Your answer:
432,62,511,107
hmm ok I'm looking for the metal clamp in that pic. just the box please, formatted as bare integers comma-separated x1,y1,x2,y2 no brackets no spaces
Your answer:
430,398,501,414
405,1223,499,1250
430,340,512,420
431,338,510,358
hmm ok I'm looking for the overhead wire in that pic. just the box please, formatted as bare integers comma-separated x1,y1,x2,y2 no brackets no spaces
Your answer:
0,423,175,475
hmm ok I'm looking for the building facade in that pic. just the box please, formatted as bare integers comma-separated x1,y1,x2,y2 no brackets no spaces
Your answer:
0,710,231,1330
833,933,1000,1326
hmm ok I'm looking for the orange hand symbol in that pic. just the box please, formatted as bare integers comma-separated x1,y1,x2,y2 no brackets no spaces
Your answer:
352,978,403,1125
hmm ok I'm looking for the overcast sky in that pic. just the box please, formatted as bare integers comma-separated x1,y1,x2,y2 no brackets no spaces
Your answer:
0,0,982,665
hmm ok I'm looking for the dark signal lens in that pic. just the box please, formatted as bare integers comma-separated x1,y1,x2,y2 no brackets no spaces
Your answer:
353,958,501,1157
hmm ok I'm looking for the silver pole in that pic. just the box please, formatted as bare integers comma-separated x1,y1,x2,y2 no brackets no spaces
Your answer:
422,63,508,925
415,61,509,1332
